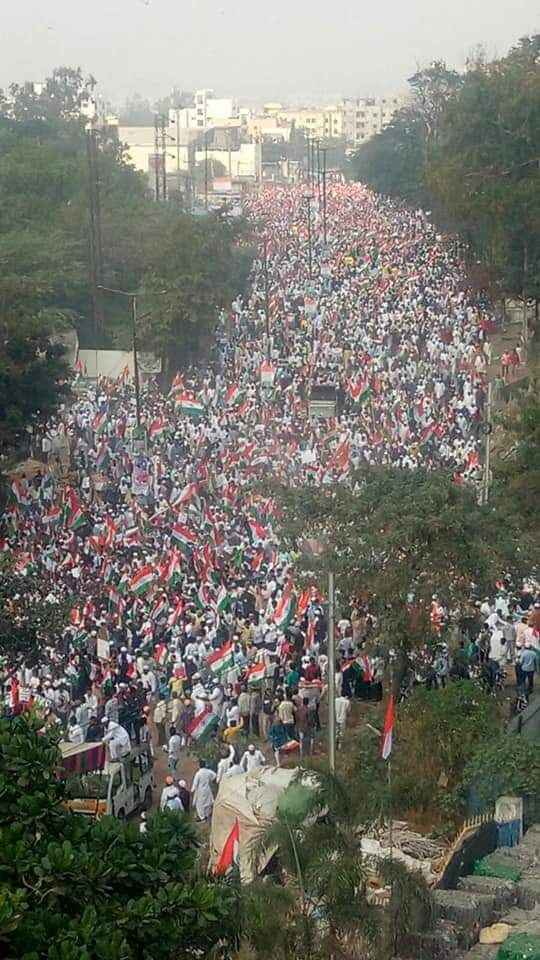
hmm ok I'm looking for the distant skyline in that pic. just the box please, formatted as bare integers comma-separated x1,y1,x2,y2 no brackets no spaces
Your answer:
2,0,539,106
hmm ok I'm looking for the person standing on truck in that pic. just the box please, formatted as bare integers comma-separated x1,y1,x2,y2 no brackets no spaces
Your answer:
101,718,130,760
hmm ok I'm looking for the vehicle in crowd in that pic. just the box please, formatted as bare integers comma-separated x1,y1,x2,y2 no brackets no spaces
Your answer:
60,741,154,818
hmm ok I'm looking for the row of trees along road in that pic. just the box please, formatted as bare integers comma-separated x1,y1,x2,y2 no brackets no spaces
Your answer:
0,67,252,455
352,35,540,312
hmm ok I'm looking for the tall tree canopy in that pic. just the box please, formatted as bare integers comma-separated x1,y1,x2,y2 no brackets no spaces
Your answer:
0,67,251,368
275,466,528,658
353,37,540,301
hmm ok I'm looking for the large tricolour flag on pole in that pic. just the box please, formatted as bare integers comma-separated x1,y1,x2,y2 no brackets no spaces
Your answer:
214,818,240,876
381,695,394,761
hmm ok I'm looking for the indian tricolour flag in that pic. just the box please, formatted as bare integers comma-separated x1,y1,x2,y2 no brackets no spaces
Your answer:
247,517,268,544
176,393,205,418
169,371,184,396
349,373,370,404
10,479,30,508
381,695,394,761
129,564,154,597
187,706,219,741
91,409,108,435
95,441,111,472
208,641,234,676
224,383,241,406
274,591,297,631
155,642,170,667
214,818,240,876
66,492,86,531
43,505,63,531
245,661,265,686
166,552,182,586
171,523,197,554
171,482,199,510
215,585,231,614
151,595,168,622
149,419,167,440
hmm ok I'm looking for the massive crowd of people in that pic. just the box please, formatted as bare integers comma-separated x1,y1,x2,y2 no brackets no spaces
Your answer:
1,180,526,813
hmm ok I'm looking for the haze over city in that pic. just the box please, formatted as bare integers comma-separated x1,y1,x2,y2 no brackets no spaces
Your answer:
1,0,539,102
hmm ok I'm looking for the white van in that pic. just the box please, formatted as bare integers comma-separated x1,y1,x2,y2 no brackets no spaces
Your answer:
61,741,154,818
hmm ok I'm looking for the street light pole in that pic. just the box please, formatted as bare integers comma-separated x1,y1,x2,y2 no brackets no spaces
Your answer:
131,294,141,427
321,147,328,245
303,195,314,280
263,237,271,360
327,569,336,775
97,284,142,427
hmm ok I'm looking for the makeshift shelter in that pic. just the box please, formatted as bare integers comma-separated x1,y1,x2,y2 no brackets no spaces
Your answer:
209,766,312,882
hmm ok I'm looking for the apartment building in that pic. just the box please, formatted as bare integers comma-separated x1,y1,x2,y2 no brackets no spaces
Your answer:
342,96,402,148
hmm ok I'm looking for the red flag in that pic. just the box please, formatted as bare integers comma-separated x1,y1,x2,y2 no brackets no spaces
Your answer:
214,818,240,875
381,695,394,761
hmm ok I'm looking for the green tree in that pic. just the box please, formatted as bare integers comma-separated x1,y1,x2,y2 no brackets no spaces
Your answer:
494,379,540,522
460,735,540,818
0,562,72,667
0,67,249,371
275,467,526,668
0,315,71,455
352,61,461,206
241,773,378,960
0,712,238,960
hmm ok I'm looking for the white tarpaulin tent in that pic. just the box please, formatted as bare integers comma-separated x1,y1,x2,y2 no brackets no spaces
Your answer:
209,766,300,882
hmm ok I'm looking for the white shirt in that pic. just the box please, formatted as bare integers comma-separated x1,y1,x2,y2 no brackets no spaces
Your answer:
241,749,265,772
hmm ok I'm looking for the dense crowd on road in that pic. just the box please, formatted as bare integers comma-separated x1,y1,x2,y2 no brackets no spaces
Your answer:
2,180,533,814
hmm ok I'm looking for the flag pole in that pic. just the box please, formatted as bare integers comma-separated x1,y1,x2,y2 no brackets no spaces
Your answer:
388,659,395,957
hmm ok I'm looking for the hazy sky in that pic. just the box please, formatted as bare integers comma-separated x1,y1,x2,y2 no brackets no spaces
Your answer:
2,0,539,106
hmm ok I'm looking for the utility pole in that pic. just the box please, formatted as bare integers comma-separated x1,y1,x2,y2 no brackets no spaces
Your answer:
315,138,322,204
97,285,143,427
85,127,105,341
204,131,209,210
175,107,181,201
480,380,493,506
153,115,161,201
311,138,316,192
304,194,314,280
305,134,311,185
131,294,141,427
263,238,271,359
321,146,328,244
159,114,167,201
327,570,336,775
523,243,529,344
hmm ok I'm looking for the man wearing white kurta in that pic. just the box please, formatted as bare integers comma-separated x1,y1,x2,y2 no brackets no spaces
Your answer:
191,760,217,821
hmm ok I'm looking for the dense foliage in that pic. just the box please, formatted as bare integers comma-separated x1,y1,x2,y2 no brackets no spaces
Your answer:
348,682,500,825
461,735,540,819
275,466,527,664
0,563,73,667
0,67,251,388
353,37,540,301
0,712,237,960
